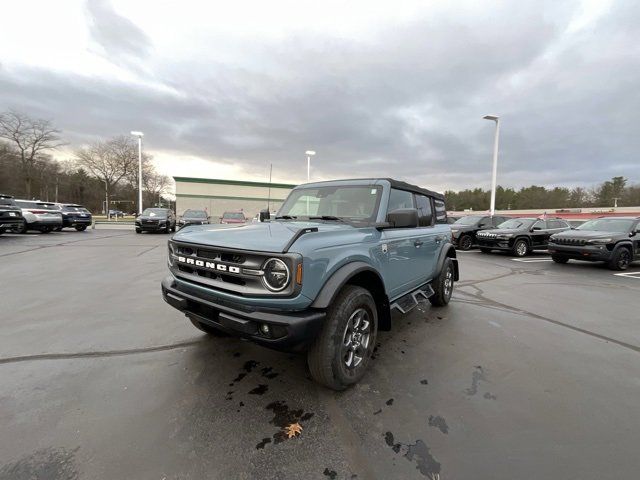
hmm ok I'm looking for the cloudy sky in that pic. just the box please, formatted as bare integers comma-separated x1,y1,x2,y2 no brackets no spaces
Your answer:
1,0,638,191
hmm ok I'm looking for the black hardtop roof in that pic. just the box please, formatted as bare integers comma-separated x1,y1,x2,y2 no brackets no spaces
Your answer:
299,178,445,201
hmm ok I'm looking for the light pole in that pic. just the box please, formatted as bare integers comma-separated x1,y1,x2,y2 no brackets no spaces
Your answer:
483,115,500,216
131,131,144,214
305,150,316,182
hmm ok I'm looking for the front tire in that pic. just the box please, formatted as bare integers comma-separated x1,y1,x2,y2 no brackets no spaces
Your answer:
14,220,28,234
430,257,454,306
608,248,631,271
552,254,569,264
40,226,52,234
135,228,141,234
308,285,377,390
75,225,87,232
512,239,529,257
458,234,473,251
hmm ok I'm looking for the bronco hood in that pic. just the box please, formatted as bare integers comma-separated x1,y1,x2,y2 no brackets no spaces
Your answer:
172,220,353,253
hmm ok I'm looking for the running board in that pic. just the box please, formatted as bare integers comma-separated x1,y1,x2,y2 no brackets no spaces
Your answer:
390,284,435,314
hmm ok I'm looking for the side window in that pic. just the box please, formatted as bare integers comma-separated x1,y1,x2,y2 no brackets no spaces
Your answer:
548,220,565,229
415,195,433,227
532,220,547,230
478,216,490,227
492,216,506,226
434,199,447,224
387,189,414,213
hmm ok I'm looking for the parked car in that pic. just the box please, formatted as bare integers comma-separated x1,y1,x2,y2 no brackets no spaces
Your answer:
13,200,63,233
52,203,93,231
108,209,125,218
220,211,246,224
450,214,510,250
548,216,640,270
476,217,571,257
446,215,461,224
178,209,210,229
135,208,176,233
162,178,458,390
0,194,24,235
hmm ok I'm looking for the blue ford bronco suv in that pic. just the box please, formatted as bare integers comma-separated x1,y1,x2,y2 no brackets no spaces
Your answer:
162,178,458,389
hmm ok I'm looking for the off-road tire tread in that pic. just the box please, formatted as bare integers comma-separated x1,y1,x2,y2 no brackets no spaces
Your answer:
307,285,376,391
429,257,454,307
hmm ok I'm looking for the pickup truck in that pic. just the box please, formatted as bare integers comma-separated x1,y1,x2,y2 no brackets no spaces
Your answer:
161,178,458,389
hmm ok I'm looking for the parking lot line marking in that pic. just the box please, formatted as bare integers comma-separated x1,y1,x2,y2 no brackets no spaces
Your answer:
613,271,640,279
511,258,553,263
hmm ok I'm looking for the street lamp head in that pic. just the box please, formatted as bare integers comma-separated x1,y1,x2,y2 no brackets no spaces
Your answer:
483,115,499,122
305,150,316,156
130,131,144,137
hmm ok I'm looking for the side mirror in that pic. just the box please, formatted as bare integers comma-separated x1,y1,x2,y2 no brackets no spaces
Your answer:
531,226,542,231
386,208,419,228
259,209,271,222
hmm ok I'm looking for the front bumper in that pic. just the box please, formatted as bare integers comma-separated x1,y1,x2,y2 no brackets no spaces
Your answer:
476,238,513,250
137,222,166,231
548,244,612,261
0,217,23,230
161,275,326,352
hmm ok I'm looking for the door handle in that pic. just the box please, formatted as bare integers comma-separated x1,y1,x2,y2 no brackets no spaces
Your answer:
414,240,424,247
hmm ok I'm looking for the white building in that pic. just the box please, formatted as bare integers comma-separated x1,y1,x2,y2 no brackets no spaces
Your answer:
174,177,296,222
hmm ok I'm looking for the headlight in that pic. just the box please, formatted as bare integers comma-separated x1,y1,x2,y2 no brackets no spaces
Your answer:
262,258,290,292
587,238,612,244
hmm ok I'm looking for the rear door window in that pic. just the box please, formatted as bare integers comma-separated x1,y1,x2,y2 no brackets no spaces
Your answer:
414,194,433,227
533,220,547,230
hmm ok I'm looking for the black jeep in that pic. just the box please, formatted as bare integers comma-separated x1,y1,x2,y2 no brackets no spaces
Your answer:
548,216,640,270
450,214,509,250
0,194,23,235
135,208,176,233
476,217,571,257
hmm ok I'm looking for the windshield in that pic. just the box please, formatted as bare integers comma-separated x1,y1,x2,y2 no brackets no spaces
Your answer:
142,208,167,216
453,215,483,225
278,185,381,221
222,212,245,219
576,218,635,232
184,210,207,218
0,197,15,206
498,218,535,229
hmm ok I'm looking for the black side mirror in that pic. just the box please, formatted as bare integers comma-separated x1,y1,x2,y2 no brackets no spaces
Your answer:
259,209,271,222
387,208,419,228
531,226,542,231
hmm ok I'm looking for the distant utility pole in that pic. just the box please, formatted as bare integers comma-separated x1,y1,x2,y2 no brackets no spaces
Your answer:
613,197,620,208
267,163,272,211
483,115,500,216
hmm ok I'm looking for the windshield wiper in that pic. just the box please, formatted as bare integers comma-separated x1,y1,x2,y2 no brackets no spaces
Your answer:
308,215,349,223
275,215,297,220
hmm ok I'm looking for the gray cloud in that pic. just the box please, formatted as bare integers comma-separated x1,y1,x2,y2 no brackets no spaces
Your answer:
85,0,151,61
1,0,639,191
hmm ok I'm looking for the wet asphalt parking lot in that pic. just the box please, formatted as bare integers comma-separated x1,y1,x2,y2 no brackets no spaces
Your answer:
1,229,639,480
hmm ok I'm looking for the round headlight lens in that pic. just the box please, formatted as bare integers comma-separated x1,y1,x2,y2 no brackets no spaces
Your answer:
262,258,290,291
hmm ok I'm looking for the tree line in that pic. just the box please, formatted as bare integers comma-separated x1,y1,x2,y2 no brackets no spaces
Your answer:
0,110,172,214
445,177,640,211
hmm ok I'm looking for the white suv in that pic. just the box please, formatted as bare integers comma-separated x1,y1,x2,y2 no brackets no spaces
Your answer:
14,200,63,233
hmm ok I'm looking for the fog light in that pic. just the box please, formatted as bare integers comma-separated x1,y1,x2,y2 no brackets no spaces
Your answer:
260,324,270,335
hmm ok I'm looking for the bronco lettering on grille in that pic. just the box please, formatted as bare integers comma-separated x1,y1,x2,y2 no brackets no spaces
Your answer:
176,256,241,273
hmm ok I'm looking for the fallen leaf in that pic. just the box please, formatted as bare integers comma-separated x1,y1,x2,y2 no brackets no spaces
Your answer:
284,422,303,438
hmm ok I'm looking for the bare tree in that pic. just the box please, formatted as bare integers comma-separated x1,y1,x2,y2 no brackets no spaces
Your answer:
145,172,172,206
75,136,138,214
0,111,64,198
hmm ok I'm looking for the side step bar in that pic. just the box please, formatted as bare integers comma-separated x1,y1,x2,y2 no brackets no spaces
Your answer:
390,283,435,314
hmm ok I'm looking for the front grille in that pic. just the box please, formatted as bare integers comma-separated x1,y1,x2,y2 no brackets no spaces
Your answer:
553,238,587,246
169,240,300,297
142,219,158,225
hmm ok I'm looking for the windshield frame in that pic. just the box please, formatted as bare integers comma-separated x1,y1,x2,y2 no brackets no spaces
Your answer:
277,185,383,224
575,218,636,233
141,208,168,216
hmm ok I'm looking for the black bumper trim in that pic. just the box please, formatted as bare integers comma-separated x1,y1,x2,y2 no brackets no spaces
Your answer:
161,276,326,352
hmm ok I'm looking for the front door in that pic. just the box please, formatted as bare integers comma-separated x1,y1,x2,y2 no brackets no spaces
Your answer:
530,220,550,247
